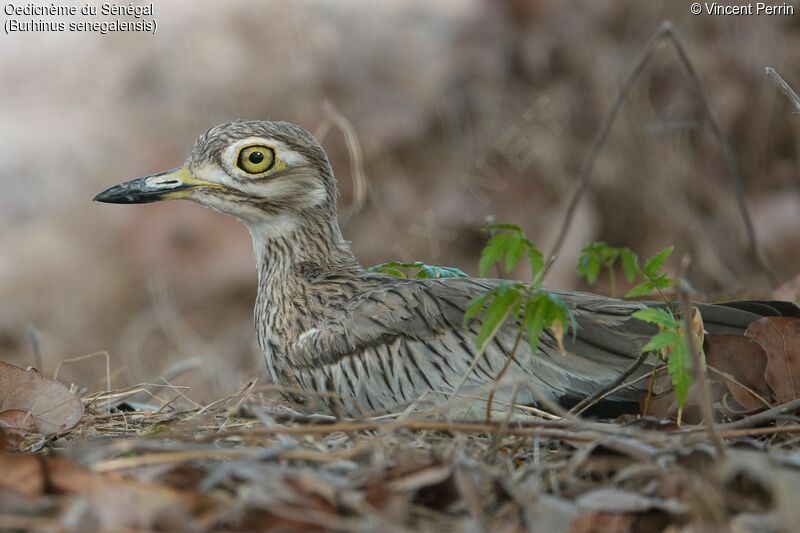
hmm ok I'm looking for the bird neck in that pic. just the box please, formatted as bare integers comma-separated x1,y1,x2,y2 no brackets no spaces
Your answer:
247,215,360,367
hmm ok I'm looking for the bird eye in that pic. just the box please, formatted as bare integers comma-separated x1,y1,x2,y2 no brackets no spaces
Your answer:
237,145,275,174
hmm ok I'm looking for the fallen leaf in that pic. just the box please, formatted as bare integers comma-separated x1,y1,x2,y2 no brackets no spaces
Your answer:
0,409,38,448
47,456,121,494
704,334,772,410
71,481,207,531
0,361,83,435
643,333,776,422
745,318,800,403
0,450,121,499
0,453,45,498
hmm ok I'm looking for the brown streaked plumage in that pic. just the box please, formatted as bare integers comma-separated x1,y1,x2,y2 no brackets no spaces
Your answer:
95,120,800,416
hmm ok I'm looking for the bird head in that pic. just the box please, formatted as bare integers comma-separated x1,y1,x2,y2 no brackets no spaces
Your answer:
94,121,337,230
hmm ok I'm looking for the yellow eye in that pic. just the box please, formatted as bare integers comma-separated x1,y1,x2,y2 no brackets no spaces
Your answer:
237,145,275,174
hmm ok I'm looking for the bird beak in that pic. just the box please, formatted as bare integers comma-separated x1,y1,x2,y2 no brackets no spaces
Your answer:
93,165,221,204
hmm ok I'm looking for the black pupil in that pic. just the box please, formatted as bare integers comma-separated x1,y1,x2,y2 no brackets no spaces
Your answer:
248,151,264,164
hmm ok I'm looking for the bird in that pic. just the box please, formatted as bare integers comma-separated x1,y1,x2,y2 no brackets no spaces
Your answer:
94,120,799,417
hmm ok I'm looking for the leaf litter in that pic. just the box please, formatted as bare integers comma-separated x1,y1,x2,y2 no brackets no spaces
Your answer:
0,316,800,533
0,361,83,436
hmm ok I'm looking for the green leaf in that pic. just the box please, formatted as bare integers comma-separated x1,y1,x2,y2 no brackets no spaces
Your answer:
620,249,638,282
415,264,468,279
369,261,467,280
632,308,679,329
527,245,544,280
484,223,523,233
541,293,570,327
475,284,522,350
641,330,681,352
464,292,491,326
643,246,674,278
478,234,512,277
667,339,692,407
625,281,656,298
522,292,571,355
367,263,408,278
414,266,433,279
577,242,625,285
439,266,468,278
523,296,546,355
649,275,672,290
577,253,602,285
600,246,620,266
505,237,526,273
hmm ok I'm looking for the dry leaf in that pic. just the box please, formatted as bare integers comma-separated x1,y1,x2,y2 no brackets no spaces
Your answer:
72,481,206,531
690,306,705,346
0,450,120,499
0,409,38,448
551,322,566,355
704,334,772,410
0,453,45,498
0,361,83,435
745,318,800,403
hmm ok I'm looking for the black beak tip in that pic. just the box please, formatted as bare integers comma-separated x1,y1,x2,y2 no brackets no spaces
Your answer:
93,187,122,203
93,183,147,204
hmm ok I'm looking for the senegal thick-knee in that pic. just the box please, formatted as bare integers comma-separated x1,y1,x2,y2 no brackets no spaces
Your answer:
95,120,799,415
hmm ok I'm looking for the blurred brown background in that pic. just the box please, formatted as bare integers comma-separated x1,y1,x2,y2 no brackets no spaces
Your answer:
1,0,799,400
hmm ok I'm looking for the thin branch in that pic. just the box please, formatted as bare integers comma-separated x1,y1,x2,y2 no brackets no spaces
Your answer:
27,327,42,372
677,271,725,457
766,67,800,114
668,28,776,287
322,100,367,221
717,397,800,431
544,22,670,278
485,327,525,423
545,20,775,287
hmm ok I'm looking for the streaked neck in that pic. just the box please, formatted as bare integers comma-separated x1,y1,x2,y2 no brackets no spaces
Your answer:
247,214,360,377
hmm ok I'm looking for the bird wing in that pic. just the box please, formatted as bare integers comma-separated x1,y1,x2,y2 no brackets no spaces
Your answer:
287,276,797,414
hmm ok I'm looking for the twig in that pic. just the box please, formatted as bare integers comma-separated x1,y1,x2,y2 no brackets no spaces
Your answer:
766,67,800,114
322,100,367,221
668,27,776,287
716,398,800,431
716,425,800,439
485,326,525,423
544,20,775,287
27,327,42,371
569,349,653,416
53,350,112,412
677,270,725,457
544,22,670,277
706,366,771,409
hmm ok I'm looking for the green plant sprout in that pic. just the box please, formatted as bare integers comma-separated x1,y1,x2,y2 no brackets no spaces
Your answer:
577,242,700,410
368,261,467,279
377,233,700,415
576,242,638,297
464,224,571,357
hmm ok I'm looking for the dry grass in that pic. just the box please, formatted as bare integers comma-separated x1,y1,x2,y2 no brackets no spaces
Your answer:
2,377,798,531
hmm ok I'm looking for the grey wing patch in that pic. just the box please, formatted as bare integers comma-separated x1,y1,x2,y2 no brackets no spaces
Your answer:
288,280,659,414
290,278,488,366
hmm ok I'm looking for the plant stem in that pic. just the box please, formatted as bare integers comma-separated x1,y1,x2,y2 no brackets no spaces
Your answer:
485,326,525,424
678,280,725,457
607,264,616,298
